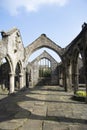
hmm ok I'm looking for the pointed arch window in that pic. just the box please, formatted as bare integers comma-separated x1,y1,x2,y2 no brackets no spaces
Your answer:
38,58,51,77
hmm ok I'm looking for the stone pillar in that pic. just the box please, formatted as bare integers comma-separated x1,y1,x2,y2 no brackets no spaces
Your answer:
73,64,79,94
62,66,66,91
19,73,24,89
9,72,15,93
74,73,79,93
59,72,63,86
69,64,72,89
66,64,72,92
24,68,27,88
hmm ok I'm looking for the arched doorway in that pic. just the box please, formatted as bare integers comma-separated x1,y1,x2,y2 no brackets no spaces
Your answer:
78,54,85,85
72,51,85,93
0,55,13,93
0,58,10,91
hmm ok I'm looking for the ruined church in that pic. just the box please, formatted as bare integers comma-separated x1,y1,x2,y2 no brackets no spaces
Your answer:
0,23,87,94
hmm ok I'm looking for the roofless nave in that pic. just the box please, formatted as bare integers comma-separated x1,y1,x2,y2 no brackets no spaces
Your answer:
0,23,87,101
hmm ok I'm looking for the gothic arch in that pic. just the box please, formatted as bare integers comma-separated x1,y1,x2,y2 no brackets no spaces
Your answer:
39,57,51,62
25,34,63,64
0,54,13,73
66,42,85,93
0,54,13,91
27,50,59,86
6,54,14,73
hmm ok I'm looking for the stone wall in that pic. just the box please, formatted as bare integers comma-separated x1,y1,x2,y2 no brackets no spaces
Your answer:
26,51,59,87
0,23,87,93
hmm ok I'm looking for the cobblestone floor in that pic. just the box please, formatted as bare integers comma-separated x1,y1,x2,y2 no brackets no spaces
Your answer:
0,86,87,130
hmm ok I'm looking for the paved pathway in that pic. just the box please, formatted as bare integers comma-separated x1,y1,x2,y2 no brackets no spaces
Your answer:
0,86,87,130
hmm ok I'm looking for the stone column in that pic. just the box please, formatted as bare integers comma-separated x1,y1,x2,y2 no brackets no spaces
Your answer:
66,64,72,92
19,73,24,89
74,73,79,93
9,72,15,93
69,64,72,89
59,72,63,86
62,66,66,91
74,64,79,94
24,68,27,88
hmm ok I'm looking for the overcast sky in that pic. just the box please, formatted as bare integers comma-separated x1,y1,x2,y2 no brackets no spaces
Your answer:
0,0,87,62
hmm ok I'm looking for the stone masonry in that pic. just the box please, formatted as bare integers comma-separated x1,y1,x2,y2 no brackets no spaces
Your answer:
27,50,59,87
0,23,87,95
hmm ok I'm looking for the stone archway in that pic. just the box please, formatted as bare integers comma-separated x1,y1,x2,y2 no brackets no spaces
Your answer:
24,34,63,88
0,22,87,96
0,54,14,93
71,49,84,94
27,50,59,87
62,23,87,94
25,34,63,65
0,57,10,91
